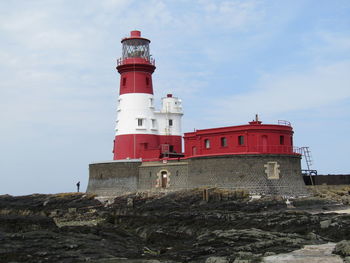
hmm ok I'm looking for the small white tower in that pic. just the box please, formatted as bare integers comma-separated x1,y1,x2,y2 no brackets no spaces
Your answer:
155,94,183,137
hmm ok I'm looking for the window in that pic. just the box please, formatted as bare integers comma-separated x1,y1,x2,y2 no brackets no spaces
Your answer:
221,137,227,147
122,77,126,86
204,139,210,149
137,118,143,127
117,98,121,111
238,135,244,145
151,119,156,129
280,135,285,145
168,119,173,126
115,120,119,131
146,77,149,86
149,98,153,107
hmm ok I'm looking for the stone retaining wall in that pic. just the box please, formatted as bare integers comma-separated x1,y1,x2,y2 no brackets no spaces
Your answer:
87,155,308,196
138,162,189,191
87,161,141,196
187,155,307,196
304,174,350,185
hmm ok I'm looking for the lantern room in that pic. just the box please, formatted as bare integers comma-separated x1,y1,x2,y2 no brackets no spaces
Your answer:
120,30,153,64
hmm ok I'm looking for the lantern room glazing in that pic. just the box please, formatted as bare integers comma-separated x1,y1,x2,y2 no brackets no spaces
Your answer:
122,38,151,61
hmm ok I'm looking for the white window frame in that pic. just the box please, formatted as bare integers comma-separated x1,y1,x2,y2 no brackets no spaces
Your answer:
221,137,227,147
136,118,146,129
151,118,157,130
205,139,210,149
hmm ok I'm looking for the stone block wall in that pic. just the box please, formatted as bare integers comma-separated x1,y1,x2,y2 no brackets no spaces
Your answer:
138,161,188,191
87,154,308,197
87,161,141,196
304,174,350,185
186,154,308,196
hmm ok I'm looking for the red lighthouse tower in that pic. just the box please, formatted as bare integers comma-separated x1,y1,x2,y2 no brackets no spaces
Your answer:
116,30,155,96
113,31,183,160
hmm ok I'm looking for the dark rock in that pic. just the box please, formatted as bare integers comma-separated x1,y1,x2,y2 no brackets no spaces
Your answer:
0,190,349,262
205,256,229,263
333,240,350,257
0,215,57,233
320,219,332,229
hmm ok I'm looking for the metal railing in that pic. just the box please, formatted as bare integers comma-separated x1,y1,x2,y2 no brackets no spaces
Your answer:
117,57,155,66
249,145,302,154
278,120,291,126
302,169,318,176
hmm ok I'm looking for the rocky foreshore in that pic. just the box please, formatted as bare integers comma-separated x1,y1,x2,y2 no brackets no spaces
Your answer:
1,186,350,263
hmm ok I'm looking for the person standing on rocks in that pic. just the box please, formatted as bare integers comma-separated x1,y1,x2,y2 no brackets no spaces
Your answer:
76,181,80,192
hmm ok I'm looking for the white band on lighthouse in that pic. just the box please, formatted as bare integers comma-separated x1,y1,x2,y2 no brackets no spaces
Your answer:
116,93,157,136
116,93,183,137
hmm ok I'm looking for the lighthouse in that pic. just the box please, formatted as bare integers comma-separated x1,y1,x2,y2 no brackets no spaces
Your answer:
88,30,309,198
113,30,183,160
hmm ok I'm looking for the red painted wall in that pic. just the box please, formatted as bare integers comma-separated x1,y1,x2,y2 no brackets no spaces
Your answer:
113,134,182,160
117,62,156,95
184,122,296,157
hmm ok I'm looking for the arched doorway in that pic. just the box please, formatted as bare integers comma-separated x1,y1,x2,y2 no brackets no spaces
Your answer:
161,171,168,188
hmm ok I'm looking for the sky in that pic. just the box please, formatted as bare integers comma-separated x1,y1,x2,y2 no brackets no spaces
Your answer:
0,0,349,195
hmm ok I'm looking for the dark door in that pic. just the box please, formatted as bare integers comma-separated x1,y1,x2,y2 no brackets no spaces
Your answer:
161,171,167,188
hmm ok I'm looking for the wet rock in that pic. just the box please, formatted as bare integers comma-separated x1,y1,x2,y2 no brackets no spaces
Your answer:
236,251,254,259
320,219,332,229
333,240,350,257
306,232,318,240
341,196,350,205
233,259,251,263
90,259,162,263
127,198,134,208
0,215,57,233
0,189,350,262
263,243,343,263
205,256,229,263
68,207,77,213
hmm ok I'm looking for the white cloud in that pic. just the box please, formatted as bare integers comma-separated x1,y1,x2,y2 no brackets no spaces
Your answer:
197,0,264,30
208,61,350,124
305,31,350,59
216,0,264,30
